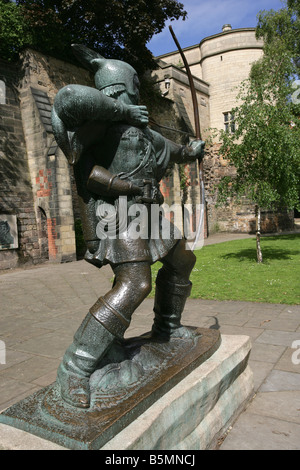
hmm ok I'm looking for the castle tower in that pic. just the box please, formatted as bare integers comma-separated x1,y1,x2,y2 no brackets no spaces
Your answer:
199,25,264,131
156,26,264,134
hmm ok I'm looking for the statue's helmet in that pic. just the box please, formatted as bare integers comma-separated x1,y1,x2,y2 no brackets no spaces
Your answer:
71,44,139,100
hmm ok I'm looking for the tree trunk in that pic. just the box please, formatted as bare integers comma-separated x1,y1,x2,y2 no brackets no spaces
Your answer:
255,204,263,263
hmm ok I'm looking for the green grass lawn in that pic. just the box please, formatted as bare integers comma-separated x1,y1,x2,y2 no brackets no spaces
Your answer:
151,234,300,305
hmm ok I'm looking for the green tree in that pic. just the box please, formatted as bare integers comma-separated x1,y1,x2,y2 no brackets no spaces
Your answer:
257,0,300,69
0,0,31,61
2,0,187,75
217,3,300,263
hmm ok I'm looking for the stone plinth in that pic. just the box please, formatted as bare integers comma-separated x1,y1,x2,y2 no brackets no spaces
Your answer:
0,334,252,450
102,334,253,450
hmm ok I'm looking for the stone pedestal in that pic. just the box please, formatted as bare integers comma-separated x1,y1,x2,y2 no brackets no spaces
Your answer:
102,334,253,450
0,334,252,450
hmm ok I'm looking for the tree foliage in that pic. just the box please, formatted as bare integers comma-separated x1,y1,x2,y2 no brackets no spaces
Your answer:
256,0,300,69
218,57,299,210
0,0,31,61
0,0,187,74
217,1,300,261
218,1,300,210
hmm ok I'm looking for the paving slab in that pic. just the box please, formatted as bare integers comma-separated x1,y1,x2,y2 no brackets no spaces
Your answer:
0,356,60,383
249,342,286,364
259,370,300,392
246,391,300,424
217,324,264,341
248,360,274,391
11,331,74,359
275,347,300,374
0,377,38,409
256,330,300,347
219,413,300,450
279,305,300,316
244,317,300,332
0,423,65,450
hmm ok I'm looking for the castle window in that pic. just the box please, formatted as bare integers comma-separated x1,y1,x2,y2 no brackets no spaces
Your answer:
0,80,6,105
224,112,235,133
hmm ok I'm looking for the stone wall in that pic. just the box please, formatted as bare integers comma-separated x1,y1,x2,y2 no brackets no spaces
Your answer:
0,59,41,269
201,47,263,131
18,49,95,265
152,61,210,139
203,144,294,234
0,50,95,269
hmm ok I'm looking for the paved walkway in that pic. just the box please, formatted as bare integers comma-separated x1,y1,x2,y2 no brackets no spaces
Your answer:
0,233,299,450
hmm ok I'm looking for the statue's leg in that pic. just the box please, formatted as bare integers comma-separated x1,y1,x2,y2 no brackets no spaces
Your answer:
57,262,152,408
91,261,152,338
152,239,196,339
56,312,114,408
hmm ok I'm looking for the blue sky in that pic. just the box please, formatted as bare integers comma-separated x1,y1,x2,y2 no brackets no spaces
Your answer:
147,0,286,56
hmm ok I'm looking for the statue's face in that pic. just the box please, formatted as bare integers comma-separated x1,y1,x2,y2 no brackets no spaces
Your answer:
93,59,140,105
119,74,140,105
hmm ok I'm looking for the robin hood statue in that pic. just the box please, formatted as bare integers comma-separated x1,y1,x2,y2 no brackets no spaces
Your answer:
51,44,205,409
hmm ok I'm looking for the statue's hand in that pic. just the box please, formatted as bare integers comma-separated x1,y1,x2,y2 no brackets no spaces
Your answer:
125,105,149,127
183,140,205,161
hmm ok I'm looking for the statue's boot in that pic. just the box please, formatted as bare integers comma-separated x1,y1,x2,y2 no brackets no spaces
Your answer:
151,268,194,340
57,297,130,409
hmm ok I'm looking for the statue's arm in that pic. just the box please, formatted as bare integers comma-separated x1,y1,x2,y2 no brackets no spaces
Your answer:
151,130,204,165
87,165,142,198
52,84,148,130
167,138,205,164
51,84,148,164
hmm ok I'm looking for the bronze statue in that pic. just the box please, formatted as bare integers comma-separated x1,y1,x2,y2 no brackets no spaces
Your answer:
51,44,205,409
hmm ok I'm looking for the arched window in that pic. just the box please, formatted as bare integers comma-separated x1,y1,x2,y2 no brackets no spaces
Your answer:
0,80,6,105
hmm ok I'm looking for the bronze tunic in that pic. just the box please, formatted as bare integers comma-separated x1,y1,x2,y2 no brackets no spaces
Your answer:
78,123,181,267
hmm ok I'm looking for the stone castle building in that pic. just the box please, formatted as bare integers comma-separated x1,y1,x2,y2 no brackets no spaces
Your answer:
152,25,293,236
0,25,294,270
156,24,265,131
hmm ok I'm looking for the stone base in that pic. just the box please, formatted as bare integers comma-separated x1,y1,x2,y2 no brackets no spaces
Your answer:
0,334,253,450
102,334,253,450
0,328,220,450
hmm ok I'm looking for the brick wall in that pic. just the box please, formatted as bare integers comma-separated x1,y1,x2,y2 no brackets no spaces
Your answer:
0,50,95,269
18,49,96,264
0,59,41,269
203,144,294,234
